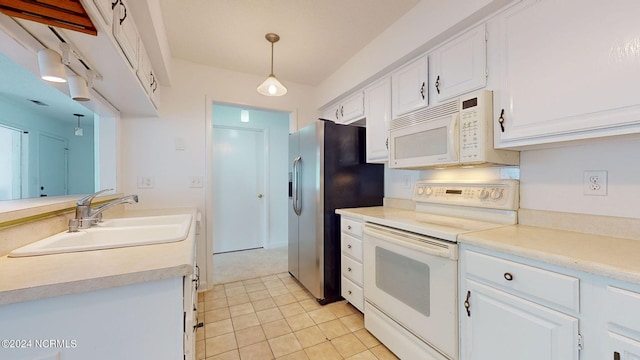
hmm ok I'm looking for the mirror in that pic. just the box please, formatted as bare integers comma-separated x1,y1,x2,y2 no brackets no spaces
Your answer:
0,51,96,200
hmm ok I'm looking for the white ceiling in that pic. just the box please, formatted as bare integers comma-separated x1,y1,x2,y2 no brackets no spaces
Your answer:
0,0,420,124
159,0,421,86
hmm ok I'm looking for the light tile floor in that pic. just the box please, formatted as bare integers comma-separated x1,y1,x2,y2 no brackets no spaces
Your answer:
196,272,399,360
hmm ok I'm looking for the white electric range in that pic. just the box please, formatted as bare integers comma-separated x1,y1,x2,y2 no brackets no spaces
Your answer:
362,179,519,360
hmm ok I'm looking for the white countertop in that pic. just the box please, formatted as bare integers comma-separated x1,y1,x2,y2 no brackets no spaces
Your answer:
0,208,197,306
337,206,640,285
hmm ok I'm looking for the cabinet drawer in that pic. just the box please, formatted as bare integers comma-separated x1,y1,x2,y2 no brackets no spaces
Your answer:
342,276,364,312
341,255,363,286
341,233,363,262
464,250,579,313
341,218,363,238
606,285,640,333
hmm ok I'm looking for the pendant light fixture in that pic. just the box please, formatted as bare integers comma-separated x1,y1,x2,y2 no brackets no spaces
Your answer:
74,113,84,136
257,33,287,96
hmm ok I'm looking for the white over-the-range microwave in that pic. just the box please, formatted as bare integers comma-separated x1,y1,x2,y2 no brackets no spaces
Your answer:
389,90,519,169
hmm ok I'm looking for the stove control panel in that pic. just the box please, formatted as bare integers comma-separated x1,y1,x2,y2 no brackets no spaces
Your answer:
412,180,519,210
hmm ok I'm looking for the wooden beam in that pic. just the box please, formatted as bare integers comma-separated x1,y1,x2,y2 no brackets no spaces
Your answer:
0,0,97,36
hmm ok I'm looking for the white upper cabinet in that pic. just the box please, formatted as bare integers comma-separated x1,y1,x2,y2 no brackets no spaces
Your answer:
430,24,487,103
392,54,428,118
339,91,365,124
494,0,640,149
113,0,139,69
320,91,365,124
93,0,117,26
365,77,391,163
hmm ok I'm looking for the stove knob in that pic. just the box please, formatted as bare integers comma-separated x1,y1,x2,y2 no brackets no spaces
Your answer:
491,189,504,200
417,186,425,195
425,187,433,196
479,189,490,200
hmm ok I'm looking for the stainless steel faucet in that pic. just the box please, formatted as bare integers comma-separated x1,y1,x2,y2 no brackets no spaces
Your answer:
69,189,139,232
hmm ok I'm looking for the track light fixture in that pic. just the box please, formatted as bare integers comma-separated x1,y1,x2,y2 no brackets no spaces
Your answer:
68,75,90,101
37,48,67,83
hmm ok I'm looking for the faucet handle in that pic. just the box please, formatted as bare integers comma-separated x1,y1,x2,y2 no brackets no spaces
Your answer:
77,188,114,206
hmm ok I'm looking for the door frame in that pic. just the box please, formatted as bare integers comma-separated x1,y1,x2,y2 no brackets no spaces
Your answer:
204,98,297,290
211,124,269,254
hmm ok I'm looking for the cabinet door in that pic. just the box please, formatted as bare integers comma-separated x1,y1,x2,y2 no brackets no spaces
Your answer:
113,0,139,69
494,0,640,148
430,24,486,103
136,45,152,95
609,332,640,360
93,0,117,26
365,77,391,163
320,105,340,122
392,55,428,118
338,91,365,124
461,280,579,360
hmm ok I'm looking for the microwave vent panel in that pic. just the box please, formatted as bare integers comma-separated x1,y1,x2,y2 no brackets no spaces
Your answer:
391,99,459,130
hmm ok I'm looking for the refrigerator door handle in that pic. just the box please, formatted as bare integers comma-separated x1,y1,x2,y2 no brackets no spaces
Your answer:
292,156,302,215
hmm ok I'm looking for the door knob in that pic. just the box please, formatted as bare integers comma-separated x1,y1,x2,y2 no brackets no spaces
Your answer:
258,194,263,198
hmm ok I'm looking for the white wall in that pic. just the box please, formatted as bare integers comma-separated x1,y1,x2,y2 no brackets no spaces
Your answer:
519,137,640,219
120,58,317,288
120,58,316,209
212,105,290,249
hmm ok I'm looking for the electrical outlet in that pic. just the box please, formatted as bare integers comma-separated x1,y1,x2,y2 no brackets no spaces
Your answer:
583,170,607,196
137,176,155,189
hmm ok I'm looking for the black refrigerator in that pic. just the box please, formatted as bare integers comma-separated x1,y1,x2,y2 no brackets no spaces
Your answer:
288,120,384,304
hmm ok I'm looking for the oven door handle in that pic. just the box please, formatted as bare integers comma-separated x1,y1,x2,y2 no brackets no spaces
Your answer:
364,224,457,260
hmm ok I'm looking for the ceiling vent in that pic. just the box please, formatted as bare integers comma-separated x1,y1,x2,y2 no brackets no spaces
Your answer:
0,0,97,36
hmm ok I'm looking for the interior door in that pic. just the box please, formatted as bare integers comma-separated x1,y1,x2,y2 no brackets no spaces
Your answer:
38,133,67,197
0,125,22,200
212,126,265,253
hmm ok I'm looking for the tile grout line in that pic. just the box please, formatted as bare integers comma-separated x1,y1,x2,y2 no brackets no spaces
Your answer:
196,272,398,360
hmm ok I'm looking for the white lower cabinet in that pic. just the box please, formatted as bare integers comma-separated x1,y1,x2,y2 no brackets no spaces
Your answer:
602,283,640,360
460,245,580,360
462,279,579,360
340,216,364,312
608,332,640,360
461,244,640,360
0,278,185,360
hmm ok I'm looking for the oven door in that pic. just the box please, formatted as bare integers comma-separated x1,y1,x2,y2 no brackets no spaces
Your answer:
388,113,459,169
364,223,458,359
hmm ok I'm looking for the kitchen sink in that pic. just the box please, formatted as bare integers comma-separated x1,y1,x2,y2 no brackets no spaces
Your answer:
8,214,192,257
95,214,192,228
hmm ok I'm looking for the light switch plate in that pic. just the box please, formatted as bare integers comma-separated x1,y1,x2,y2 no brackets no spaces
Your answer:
137,176,154,189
